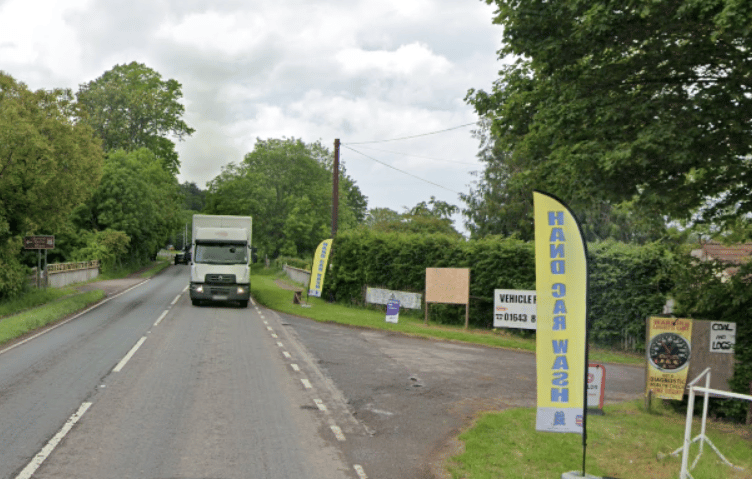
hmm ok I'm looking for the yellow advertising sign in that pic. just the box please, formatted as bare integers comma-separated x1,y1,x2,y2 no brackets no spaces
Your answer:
646,316,692,400
534,191,588,434
308,239,333,298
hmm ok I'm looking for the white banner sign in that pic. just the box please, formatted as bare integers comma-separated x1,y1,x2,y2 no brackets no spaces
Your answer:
493,289,537,329
366,287,422,310
709,321,736,353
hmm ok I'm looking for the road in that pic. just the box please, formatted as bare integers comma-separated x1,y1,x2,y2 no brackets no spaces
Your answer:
0,266,645,479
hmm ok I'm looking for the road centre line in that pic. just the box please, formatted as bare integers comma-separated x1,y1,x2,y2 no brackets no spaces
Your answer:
171,294,180,305
154,310,168,327
314,399,328,412
290,363,300,372
301,378,312,389
283,351,292,359
113,336,147,372
277,342,284,347
271,333,278,339
15,401,92,479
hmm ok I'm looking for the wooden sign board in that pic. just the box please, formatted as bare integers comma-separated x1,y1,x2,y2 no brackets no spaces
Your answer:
425,268,469,304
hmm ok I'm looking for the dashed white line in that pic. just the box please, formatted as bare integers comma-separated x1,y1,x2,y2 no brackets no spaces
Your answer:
301,378,312,389
113,336,147,372
276,342,284,347
271,333,278,339
330,425,346,442
154,310,168,327
15,402,92,479
314,399,328,412
290,363,300,372
171,294,180,305
353,464,368,478
266,326,274,332
283,351,292,359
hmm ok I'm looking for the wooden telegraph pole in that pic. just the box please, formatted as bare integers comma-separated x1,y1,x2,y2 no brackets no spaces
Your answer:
332,138,340,237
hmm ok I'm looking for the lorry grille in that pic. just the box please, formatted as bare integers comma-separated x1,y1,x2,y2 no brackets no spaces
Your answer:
205,274,236,284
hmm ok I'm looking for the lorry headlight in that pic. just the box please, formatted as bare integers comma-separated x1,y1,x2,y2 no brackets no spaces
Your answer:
194,285,204,293
237,287,246,295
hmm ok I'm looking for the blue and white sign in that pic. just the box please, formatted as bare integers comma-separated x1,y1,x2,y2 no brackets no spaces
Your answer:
386,297,400,324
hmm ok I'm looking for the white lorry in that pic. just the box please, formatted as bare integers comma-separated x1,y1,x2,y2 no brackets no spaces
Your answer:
189,214,252,308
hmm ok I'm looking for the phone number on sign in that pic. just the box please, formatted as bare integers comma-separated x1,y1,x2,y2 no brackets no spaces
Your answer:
495,313,536,323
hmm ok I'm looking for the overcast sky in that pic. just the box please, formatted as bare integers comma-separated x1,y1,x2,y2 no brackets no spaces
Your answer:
0,0,505,232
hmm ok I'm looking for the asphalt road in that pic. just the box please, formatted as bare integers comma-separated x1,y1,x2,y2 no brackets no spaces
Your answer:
0,266,645,479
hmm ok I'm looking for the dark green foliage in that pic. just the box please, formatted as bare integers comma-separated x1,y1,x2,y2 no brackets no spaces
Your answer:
672,257,752,422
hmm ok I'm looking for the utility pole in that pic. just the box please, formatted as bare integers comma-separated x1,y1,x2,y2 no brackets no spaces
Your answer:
332,138,340,237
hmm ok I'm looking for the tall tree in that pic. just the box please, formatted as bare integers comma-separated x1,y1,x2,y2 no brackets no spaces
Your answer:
76,62,194,174
204,138,367,258
0,72,103,297
74,148,182,264
363,198,463,237
467,0,752,233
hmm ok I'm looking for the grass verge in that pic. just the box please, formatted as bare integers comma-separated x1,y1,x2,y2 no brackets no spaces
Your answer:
446,400,752,479
251,270,643,366
0,290,105,346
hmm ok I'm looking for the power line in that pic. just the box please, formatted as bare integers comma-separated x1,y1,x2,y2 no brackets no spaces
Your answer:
351,145,478,166
343,146,461,194
345,122,476,145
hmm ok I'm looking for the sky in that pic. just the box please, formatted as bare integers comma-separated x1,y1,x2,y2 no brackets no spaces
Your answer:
0,0,505,233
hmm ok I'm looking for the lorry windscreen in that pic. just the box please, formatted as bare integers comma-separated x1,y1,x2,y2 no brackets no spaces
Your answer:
194,242,247,264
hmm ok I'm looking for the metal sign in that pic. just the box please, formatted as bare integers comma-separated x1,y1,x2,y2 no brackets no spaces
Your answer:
493,289,537,329
23,235,55,250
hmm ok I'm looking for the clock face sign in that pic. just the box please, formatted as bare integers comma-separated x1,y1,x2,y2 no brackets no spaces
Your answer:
648,332,691,372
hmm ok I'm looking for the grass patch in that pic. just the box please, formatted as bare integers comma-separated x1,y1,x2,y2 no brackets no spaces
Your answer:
446,400,752,479
250,270,643,365
0,290,105,345
0,287,75,319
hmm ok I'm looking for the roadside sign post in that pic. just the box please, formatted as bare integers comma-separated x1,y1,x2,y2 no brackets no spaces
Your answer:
23,236,54,288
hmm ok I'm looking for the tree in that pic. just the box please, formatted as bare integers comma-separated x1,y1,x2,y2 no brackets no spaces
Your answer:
76,62,194,174
363,198,463,237
0,72,103,298
467,0,752,233
179,181,206,211
204,138,367,258
74,148,182,264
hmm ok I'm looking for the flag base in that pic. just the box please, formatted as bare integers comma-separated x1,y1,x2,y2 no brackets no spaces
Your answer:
562,472,618,479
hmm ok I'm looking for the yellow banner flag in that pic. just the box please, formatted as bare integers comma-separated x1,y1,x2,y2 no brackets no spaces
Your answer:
646,316,692,400
534,191,588,434
308,239,333,298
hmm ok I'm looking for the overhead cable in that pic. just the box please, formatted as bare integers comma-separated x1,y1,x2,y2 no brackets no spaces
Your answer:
343,146,461,194
345,122,476,145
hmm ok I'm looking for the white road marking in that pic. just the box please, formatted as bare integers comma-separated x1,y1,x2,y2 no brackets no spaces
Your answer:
15,402,92,479
266,326,273,332
182,285,189,292
353,464,368,478
113,336,147,372
301,378,312,389
154,310,168,327
330,425,346,441
283,351,292,359
171,294,180,305
314,399,328,412
290,363,300,372
271,333,278,339
276,342,284,347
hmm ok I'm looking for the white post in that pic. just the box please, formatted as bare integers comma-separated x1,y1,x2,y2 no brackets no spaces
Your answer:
680,384,696,479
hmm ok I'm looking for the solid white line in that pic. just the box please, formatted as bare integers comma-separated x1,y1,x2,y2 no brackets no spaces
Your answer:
171,294,180,305
0,279,150,358
154,310,168,327
353,464,368,478
301,378,312,389
15,402,92,479
330,425,346,442
113,336,147,372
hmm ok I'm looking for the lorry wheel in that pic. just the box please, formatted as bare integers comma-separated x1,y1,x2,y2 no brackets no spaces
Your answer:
239,300,248,308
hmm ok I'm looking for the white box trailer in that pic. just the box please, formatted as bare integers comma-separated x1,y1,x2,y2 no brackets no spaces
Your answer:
189,214,252,308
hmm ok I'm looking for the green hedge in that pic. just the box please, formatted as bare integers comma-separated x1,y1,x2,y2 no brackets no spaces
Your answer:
324,231,674,334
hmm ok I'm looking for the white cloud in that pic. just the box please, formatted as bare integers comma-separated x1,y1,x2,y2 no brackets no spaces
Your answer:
337,42,452,77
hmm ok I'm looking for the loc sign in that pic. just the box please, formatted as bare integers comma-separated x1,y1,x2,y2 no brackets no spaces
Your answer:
493,289,537,330
23,235,55,250
709,321,736,353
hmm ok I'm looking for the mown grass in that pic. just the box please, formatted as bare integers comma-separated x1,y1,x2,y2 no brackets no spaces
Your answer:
0,258,170,346
446,400,752,479
0,289,105,345
251,269,643,366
